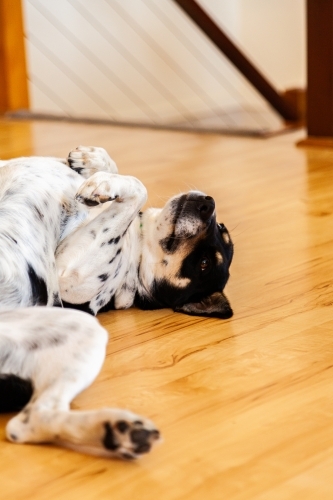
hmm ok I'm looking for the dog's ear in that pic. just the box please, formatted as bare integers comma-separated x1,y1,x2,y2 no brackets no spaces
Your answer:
174,292,233,319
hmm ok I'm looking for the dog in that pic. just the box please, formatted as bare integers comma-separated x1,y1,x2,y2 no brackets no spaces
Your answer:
0,146,233,459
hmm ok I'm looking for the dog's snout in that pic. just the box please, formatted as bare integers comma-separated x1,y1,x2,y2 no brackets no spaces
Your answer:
196,196,215,221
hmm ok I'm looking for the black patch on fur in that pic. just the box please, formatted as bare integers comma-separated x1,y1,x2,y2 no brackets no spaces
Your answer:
60,204,70,234
27,264,48,306
52,292,62,307
160,233,179,253
0,374,33,413
130,428,151,454
122,222,132,237
134,291,162,310
3,233,17,244
103,422,119,451
160,194,217,254
116,420,129,433
68,158,83,175
113,261,122,278
159,194,187,254
33,205,44,220
108,236,120,245
136,219,234,315
73,167,84,175
97,295,115,314
98,273,109,282
62,300,95,315
109,248,121,265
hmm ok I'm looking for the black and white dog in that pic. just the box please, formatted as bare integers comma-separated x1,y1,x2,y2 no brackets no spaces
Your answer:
0,146,233,459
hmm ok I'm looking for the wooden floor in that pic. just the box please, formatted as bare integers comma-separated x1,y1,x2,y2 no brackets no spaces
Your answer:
1,119,333,499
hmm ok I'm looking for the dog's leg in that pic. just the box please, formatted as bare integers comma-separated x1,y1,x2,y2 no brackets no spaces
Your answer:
67,146,118,178
4,308,160,459
56,171,147,312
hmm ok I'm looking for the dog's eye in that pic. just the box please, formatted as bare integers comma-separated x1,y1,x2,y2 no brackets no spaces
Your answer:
200,257,210,271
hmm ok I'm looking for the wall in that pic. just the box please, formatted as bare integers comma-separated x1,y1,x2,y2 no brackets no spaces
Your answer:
22,0,306,126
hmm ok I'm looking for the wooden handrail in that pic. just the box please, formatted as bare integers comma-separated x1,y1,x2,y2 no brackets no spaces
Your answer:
172,0,299,122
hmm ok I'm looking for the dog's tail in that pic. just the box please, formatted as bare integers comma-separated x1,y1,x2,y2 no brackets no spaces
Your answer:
0,374,33,412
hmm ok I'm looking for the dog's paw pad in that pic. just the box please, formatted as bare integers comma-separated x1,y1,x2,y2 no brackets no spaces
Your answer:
75,193,118,206
102,417,161,459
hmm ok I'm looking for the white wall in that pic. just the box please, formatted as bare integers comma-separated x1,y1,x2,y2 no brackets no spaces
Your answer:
201,0,305,88
22,0,305,125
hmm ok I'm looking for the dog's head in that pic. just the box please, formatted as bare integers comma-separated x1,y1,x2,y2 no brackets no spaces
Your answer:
136,191,233,319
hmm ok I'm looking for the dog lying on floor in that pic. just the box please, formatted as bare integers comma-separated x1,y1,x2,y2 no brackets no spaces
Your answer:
0,146,233,459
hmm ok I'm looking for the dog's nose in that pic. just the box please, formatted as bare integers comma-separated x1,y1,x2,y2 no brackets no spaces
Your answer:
196,195,215,221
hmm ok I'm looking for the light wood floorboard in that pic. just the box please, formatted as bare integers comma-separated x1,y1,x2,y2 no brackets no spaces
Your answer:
1,119,333,499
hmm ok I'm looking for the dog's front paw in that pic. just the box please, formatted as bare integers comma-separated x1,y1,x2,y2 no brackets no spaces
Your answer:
68,146,118,179
75,172,121,206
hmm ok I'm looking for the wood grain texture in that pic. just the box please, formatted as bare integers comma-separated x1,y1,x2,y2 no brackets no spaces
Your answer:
0,0,29,113
1,119,333,499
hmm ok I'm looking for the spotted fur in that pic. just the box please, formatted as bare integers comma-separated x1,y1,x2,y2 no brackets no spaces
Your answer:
0,145,233,458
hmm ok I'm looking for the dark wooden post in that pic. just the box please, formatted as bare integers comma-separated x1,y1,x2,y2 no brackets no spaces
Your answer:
299,0,333,146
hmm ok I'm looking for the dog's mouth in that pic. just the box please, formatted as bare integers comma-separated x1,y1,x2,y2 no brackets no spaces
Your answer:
173,192,215,225
159,192,216,253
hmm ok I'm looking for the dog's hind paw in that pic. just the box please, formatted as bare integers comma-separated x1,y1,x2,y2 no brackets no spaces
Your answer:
68,146,118,179
102,415,161,460
56,408,162,459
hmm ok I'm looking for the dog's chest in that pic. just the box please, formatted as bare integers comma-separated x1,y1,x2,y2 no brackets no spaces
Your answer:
1,160,84,243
